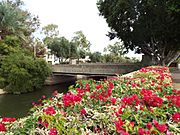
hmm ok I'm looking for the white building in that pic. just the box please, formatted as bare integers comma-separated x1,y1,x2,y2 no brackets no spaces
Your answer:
44,48,60,65
44,47,90,65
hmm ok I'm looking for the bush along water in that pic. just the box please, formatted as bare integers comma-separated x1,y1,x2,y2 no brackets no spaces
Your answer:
0,66,179,134
0,52,51,94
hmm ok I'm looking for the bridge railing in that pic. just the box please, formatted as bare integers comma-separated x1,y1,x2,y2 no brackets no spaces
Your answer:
52,63,141,75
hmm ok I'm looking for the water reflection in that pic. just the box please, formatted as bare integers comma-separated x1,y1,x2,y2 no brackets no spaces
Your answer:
0,81,75,118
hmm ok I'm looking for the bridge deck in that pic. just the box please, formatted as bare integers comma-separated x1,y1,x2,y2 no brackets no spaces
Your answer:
52,64,140,75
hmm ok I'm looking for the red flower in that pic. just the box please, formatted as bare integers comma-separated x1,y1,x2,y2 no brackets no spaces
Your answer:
80,108,87,115
141,78,145,83
1,117,16,123
49,128,57,135
152,120,159,126
96,84,102,89
146,122,153,130
109,81,114,89
118,130,130,135
62,92,82,107
138,128,150,135
43,106,56,115
141,89,163,107
121,94,140,106
166,95,180,107
173,89,180,95
138,128,145,135
0,123,6,132
42,95,46,99
131,83,137,88
114,118,124,132
172,112,180,123
154,122,167,133
111,97,117,105
129,122,134,128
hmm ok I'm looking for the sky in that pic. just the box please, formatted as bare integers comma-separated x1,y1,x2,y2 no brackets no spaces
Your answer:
23,0,142,59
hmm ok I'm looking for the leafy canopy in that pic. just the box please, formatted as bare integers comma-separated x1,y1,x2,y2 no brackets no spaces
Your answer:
97,0,180,65
0,0,51,94
104,41,126,56
0,52,51,94
0,0,39,41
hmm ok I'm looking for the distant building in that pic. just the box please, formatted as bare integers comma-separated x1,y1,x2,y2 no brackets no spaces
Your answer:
44,48,60,65
44,47,90,65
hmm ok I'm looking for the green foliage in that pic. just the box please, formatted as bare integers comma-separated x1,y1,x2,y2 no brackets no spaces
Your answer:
102,54,131,63
0,35,21,56
11,116,38,134
72,31,91,51
97,0,180,66
69,41,78,58
3,66,180,134
0,1,50,95
72,31,91,59
89,51,102,63
0,0,39,41
104,41,127,56
47,37,78,62
42,24,59,39
0,52,51,94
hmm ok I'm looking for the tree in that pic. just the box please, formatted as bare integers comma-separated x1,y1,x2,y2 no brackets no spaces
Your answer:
104,41,126,56
89,52,103,63
0,52,51,94
47,37,73,62
97,0,180,66
0,0,39,43
68,41,78,59
0,35,21,56
72,31,91,60
42,24,59,45
0,1,51,94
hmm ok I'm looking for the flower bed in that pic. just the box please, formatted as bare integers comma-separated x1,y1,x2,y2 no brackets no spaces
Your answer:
0,66,180,134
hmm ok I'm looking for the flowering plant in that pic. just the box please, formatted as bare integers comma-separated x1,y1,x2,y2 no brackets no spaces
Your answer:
0,66,179,134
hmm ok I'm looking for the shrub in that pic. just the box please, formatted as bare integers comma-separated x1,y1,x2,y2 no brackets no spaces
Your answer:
0,52,51,94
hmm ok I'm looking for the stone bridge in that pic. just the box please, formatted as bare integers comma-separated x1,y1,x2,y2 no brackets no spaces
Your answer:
45,63,141,85
52,63,140,76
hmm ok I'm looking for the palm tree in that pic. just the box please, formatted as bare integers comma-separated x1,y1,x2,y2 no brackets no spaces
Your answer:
0,0,39,43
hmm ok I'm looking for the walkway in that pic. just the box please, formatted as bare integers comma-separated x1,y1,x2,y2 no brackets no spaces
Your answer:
171,68,180,90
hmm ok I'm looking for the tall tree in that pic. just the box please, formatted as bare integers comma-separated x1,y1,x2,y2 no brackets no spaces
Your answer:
0,1,51,94
72,31,91,60
47,37,73,62
89,51,102,63
42,24,59,45
68,41,78,59
97,0,180,66
0,0,39,42
72,31,91,51
104,41,126,56
42,24,59,38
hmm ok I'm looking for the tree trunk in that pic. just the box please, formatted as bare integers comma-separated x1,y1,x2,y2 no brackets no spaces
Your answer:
160,51,180,66
166,52,180,66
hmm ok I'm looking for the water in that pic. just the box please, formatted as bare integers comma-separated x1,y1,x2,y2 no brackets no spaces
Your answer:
0,81,75,118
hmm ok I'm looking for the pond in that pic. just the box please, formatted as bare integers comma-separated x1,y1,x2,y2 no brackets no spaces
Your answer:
0,81,75,118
